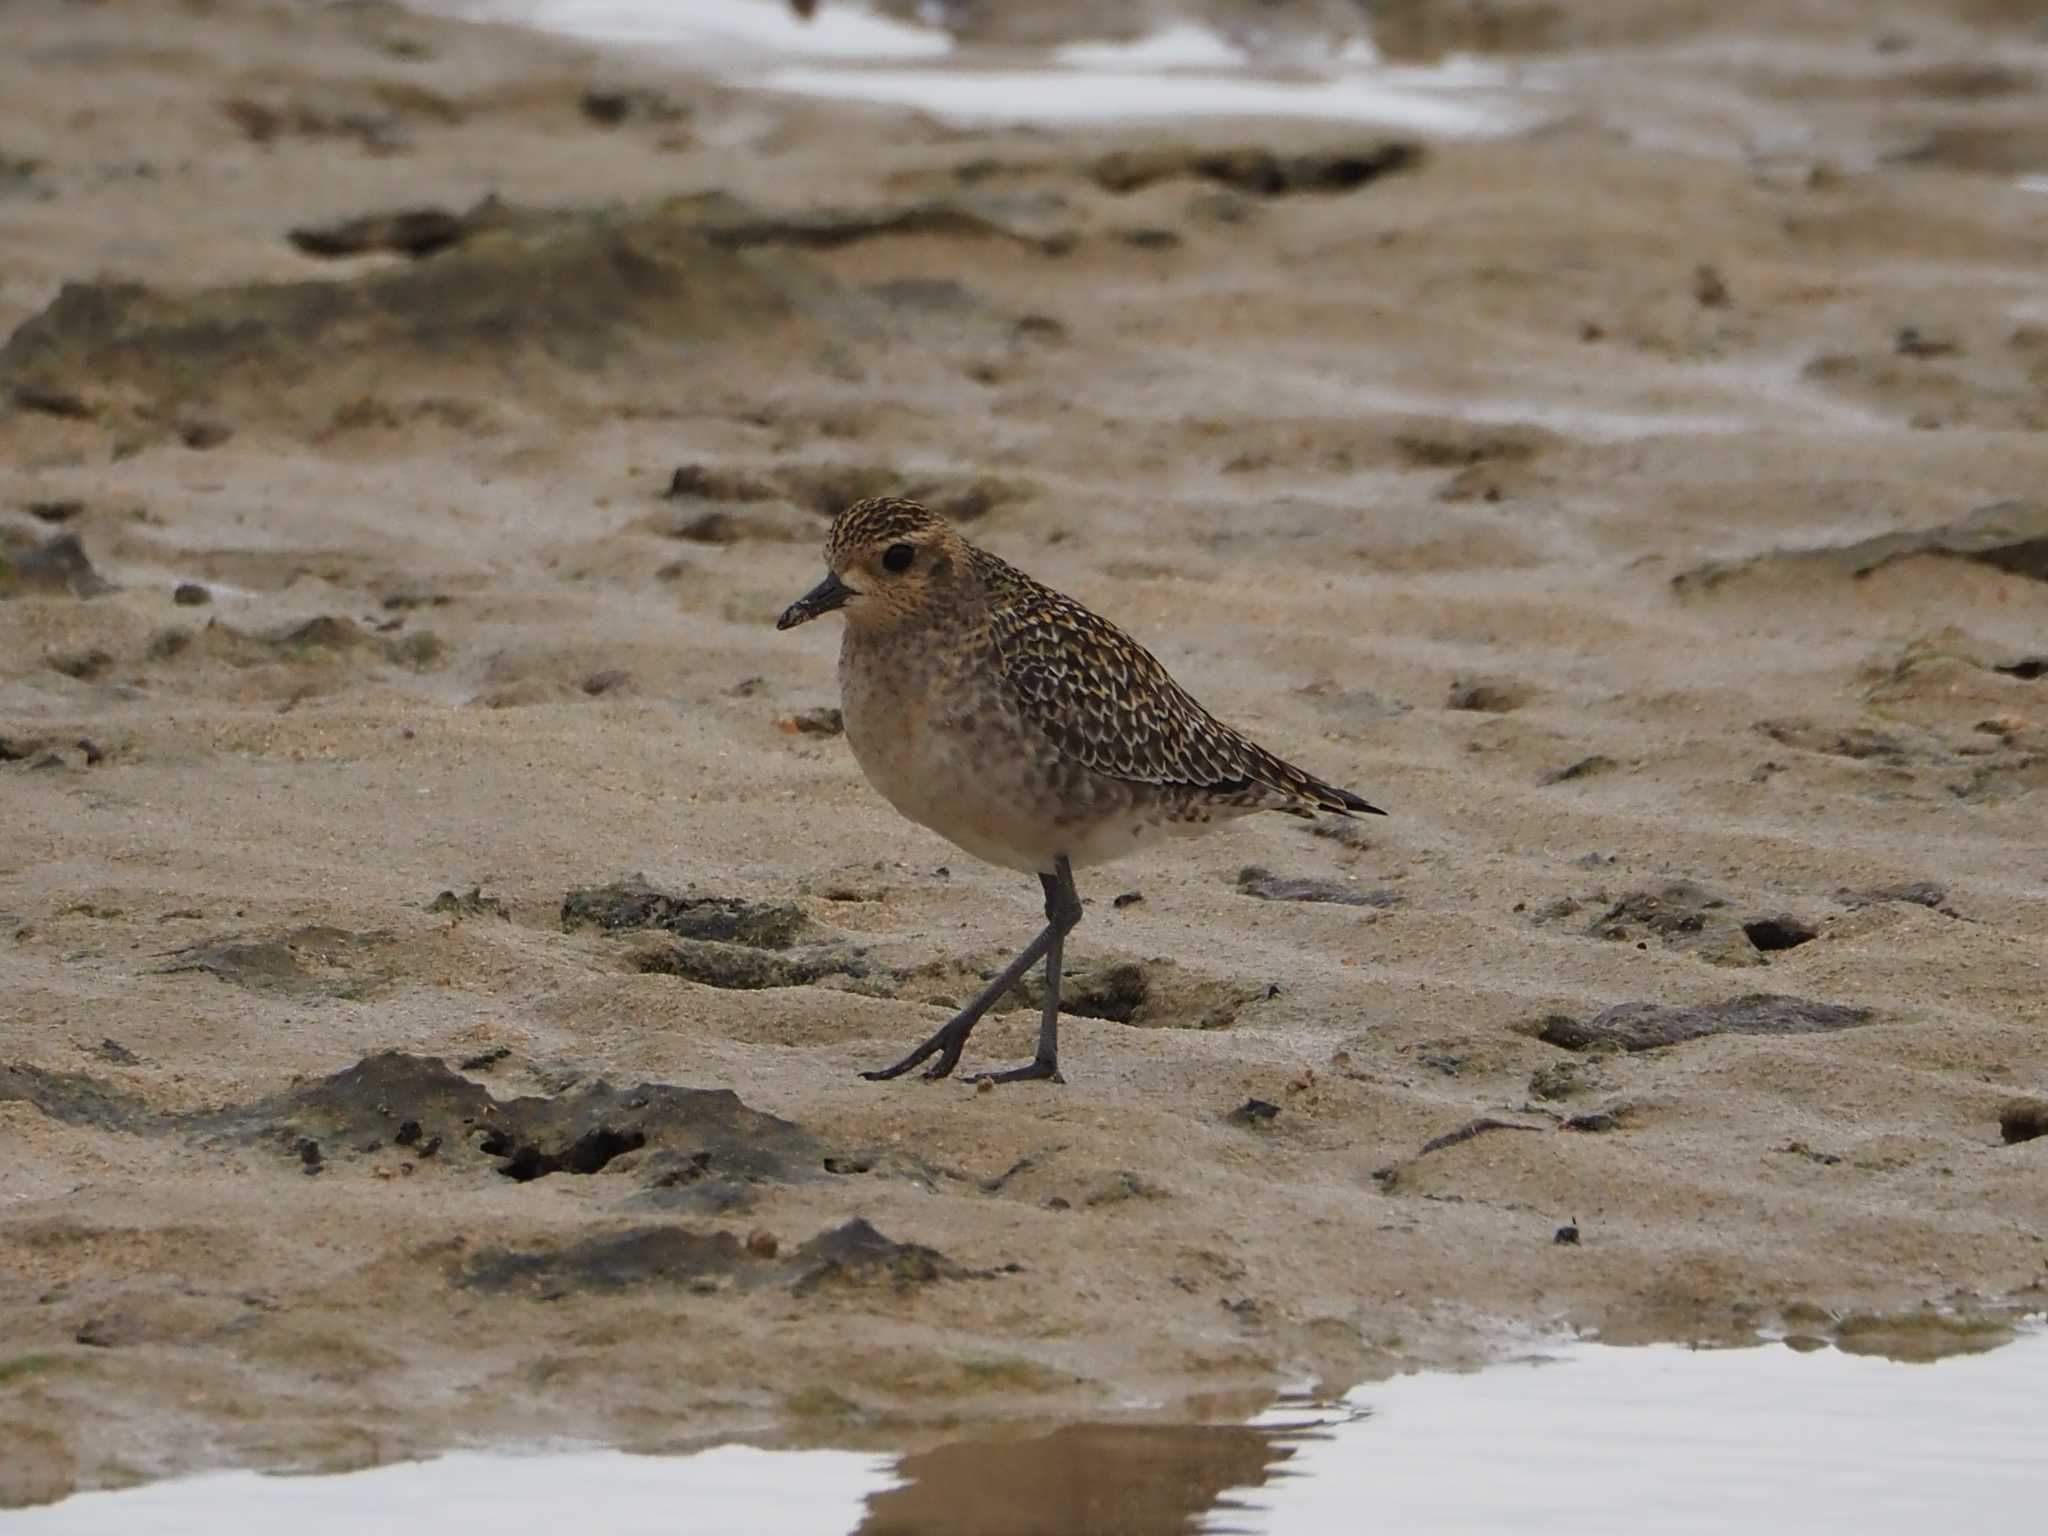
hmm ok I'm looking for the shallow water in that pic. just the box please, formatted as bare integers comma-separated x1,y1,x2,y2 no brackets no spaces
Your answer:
422,0,1531,134
16,1332,2044,1534
753,63,1522,134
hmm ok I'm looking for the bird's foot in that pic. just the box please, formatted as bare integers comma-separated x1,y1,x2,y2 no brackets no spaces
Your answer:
967,1057,1064,1087
860,1022,971,1082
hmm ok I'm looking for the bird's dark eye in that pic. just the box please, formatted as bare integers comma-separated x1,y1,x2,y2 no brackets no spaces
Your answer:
882,543,916,574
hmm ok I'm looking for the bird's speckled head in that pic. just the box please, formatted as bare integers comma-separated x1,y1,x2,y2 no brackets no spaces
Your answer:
776,497,969,633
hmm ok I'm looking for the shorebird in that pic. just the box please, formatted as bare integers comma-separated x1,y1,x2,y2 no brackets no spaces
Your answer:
777,498,1385,1084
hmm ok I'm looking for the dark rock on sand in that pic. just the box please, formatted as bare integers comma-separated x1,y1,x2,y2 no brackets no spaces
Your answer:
1584,880,1766,966
428,886,509,921
160,925,392,999
173,613,447,671
460,1216,959,1298
1418,1117,1543,1155
663,463,779,503
1528,1059,1602,1101
47,648,112,681
1446,676,1527,712
0,532,110,598
1539,994,1873,1052
1012,959,1256,1030
1585,881,1816,965
1044,962,1149,1023
1755,717,1920,763
1089,142,1418,197
0,1062,164,1133
289,206,480,259
1587,881,1729,942
462,1225,751,1297
1675,499,2048,593
1562,1103,1635,1133
778,706,844,736
1236,866,1403,907
195,1050,826,1191
1374,1116,1544,1191
0,194,869,439
691,194,1068,255
633,936,868,990
562,876,811,949
773,464,1034,524
1225,1098,1281,1128
1835,882,1953,913
579,87,688,127
790,1218,965,1294
1542,754,1616,785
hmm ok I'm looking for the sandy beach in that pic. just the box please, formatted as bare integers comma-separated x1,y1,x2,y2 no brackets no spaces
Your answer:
3,0,2047,1506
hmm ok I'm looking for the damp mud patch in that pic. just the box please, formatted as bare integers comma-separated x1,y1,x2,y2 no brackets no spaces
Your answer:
184,1052,828,1206
159,925,394,1000
563,877,812,949
0,192,870,441
1003,957,1262,1030
1538,994,1873,1053
160,925,396,998
632,937,871,991
8,1051,830,1207
1088,141,1419,196
566,877,876,993
0,1062,164,1133
0,530,111,599
1236,865,1403,908
1674,499,2048,594
460,1216,966,1299
1582,880,1800,968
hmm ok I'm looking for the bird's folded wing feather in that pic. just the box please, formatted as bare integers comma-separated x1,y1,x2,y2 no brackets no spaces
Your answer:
986,580,1265,791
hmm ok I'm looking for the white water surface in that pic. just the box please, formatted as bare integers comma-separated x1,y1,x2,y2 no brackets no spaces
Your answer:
433,0,951,60
1217,1331,2048,1535
16,1332,2044,1534
416,0,1529,134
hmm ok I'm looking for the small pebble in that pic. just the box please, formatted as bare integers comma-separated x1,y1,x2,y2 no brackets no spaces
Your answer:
172,582,212,606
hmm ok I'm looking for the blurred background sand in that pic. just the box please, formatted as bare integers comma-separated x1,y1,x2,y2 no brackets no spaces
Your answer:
2,0,2046,1505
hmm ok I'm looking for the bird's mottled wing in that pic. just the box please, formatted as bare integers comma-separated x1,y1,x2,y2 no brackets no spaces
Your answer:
981,562,1265,790
977,553,1384,816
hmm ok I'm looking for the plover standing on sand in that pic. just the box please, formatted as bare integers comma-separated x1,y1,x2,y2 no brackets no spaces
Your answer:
777,498,1385,1084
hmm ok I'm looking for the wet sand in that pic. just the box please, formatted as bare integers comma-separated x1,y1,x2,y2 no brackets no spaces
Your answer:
3,0,2047,1506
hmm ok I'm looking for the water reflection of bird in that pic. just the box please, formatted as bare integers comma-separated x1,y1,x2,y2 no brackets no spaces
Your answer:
854,1419,1294,1535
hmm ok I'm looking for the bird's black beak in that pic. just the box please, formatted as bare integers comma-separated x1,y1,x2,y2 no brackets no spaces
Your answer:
776,570,854,630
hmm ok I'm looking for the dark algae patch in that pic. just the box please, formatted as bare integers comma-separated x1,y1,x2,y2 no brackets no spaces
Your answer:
1538,995,1873,1052
562,876,812,949
461,1216,967,1299
3,1051,833,1206
190,1051,827,1197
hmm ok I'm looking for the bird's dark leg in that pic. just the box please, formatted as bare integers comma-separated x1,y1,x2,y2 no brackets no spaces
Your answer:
860,858,1082,1084
970,857,1081,1086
